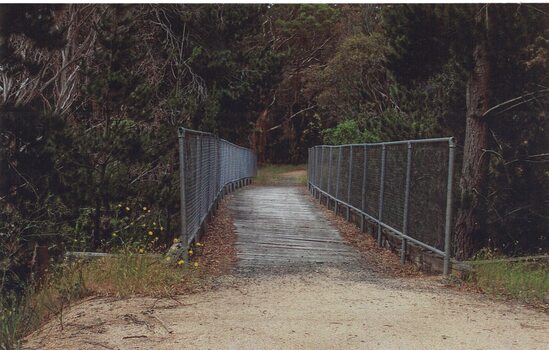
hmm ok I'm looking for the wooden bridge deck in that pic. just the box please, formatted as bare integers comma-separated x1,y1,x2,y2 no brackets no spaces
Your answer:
229,186,359,272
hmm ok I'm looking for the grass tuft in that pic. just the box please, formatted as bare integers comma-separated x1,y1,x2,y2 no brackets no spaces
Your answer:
470,258,549,304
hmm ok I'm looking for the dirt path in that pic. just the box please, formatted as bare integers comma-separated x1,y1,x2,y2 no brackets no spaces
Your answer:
23,181,549,349
24,269,548,350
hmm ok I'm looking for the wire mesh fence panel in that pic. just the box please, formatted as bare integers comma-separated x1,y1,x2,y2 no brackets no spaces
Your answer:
178,128,256,247
307,137,456,274
321,147,330,190
329,147,339,196
365,145,381,218
382,143,408,231
338,146,351,206
407,141,450,251
349,146,365,210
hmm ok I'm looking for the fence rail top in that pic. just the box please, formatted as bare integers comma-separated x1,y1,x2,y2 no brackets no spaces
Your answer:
178,127,252,151
311,136,455,149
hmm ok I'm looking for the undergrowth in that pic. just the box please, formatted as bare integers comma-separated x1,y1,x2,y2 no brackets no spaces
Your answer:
0,247,200,350
469,250,549,304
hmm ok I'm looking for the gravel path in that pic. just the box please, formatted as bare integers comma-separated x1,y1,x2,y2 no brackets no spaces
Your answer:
23,182,549,349
24,269,549,350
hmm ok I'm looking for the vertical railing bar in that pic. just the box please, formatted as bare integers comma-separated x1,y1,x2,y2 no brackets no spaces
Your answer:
327,147,333,206
199,136,204,233
178,128,188,259
361,144,368,232
377,144,386,246
308,148,312,192
401,142,412,264
335,146,342,213
443,138,456,276
319,146,324,202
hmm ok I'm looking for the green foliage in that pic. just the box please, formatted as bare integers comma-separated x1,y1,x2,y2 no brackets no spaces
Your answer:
322,120,372,145
322,107,440,145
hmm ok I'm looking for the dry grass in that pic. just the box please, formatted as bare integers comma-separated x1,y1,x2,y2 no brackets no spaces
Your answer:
1,195,239,349
254,164,307,186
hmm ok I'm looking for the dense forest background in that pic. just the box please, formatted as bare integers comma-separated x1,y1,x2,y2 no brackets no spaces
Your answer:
0,4,547,295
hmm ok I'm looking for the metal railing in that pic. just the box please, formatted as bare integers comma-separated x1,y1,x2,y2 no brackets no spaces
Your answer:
178,127,256,248
307,137,456,275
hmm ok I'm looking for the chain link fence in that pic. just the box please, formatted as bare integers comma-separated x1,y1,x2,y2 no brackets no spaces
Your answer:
178,127,256,248
308,138,456,275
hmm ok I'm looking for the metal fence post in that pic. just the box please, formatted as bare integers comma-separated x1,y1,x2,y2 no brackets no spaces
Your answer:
335,147,342,214
197,136,203,223
347,145,353,221
443,138,456,276
319,147,324,202
178,128,188,253
401,142,412,264
361,145,368,232
315,147,318,186
377,144,386,246
327,147,333,206
307,147,315,194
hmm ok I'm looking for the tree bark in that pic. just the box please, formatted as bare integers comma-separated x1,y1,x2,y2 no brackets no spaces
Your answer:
250,108,270,164
453,7,492,260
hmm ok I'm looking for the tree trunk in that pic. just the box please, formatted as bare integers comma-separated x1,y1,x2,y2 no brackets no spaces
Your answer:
453,7,492,260
251,108,270,164
93,197,101,249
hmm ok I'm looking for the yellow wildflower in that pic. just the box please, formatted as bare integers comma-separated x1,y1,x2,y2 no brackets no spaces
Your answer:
173,238,179,243
143,206,147,211
195,242,203,247
160,226,164,231
112,232,117,237
193,262,198,268
188,249,193,256
139,248,144,254
148,231,153,236
165,256,171,262
147,209,151,213
125,207,130,211
177,260,185,265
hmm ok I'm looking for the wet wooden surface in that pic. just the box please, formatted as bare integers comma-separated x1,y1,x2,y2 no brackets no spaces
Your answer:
230,186,359,272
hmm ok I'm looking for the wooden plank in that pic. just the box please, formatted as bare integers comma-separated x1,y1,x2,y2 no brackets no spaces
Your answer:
230,186,359,271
